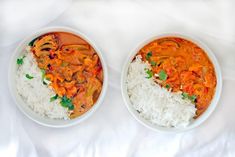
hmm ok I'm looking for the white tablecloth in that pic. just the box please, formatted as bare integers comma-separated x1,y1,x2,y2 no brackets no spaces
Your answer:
1,0,235,157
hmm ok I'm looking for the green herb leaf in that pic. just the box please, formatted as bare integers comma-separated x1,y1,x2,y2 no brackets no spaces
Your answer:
17,59,23,65
17,56,25,65
145,69,153,79
158,70,168,81
68,104,74,110
146,51,152,60
150,61,157,66
41,69,49,85
181,92,197,103
41,69,46,78
25,74,34,79
182,92,189,99
60,96,71,107
166,84,171,89
28,37,38,46
50,94,58,102
189,95,197,102
60,96,74,110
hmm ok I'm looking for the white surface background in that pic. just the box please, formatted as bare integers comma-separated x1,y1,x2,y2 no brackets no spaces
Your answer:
1,0,235,157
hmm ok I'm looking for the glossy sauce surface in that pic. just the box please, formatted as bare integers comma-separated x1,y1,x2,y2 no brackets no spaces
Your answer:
138,37,216,117
31,32,103,118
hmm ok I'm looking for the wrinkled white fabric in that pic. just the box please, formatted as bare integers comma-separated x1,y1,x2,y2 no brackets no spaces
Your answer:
0,0,235,157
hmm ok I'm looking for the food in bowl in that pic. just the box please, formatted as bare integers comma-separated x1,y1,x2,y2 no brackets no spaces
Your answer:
126,37,217,128
16,32,103,120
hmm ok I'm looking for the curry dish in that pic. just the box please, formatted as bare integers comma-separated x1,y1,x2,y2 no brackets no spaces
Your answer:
137,37,216,117
29,32,103,118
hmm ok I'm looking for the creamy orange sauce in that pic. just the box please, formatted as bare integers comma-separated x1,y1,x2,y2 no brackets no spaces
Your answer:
30,32,103,118
137,37,216,117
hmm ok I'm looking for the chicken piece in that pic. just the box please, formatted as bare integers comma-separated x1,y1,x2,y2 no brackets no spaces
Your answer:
189,64,203,77
57,51,82,65
71,91,93,118
74,71,86,84
204,73,216,88
66,86,77,98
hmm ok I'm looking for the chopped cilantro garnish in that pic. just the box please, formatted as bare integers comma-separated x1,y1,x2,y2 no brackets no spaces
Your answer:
17,56,25,65
41,69,49,85
60,96,74,110
50,94,58,102
158,70,168,81
146,51,152,60
25,74,34,79
28,37,38,46
145,69,153,79
41,69,50,85
43,81,48,85
166,84,170,89
68,104,74,110
41,69,46,79
189,95,197,102
182,92,189,99
150,61,157,66
182,92,197,103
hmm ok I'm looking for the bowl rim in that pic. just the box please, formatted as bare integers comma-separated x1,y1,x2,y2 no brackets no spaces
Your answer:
121,33,223,133
8,26,108,128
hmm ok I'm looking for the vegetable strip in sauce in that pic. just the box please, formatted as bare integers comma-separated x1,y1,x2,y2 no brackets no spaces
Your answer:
138,37,216,117
29,32,103,118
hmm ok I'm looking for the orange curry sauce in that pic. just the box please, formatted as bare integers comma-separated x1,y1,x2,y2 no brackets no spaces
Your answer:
30,32,103,118
138,37,216,117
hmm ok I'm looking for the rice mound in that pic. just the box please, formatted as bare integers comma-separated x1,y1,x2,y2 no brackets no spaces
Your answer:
126,55,196,128
16,48,70,120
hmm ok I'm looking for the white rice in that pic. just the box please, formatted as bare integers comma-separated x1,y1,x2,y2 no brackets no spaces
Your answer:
126,55,196,128
16,47,70,120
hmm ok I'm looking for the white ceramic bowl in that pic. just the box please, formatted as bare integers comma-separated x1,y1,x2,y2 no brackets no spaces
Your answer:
121,33,222,133
8,27,108,127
